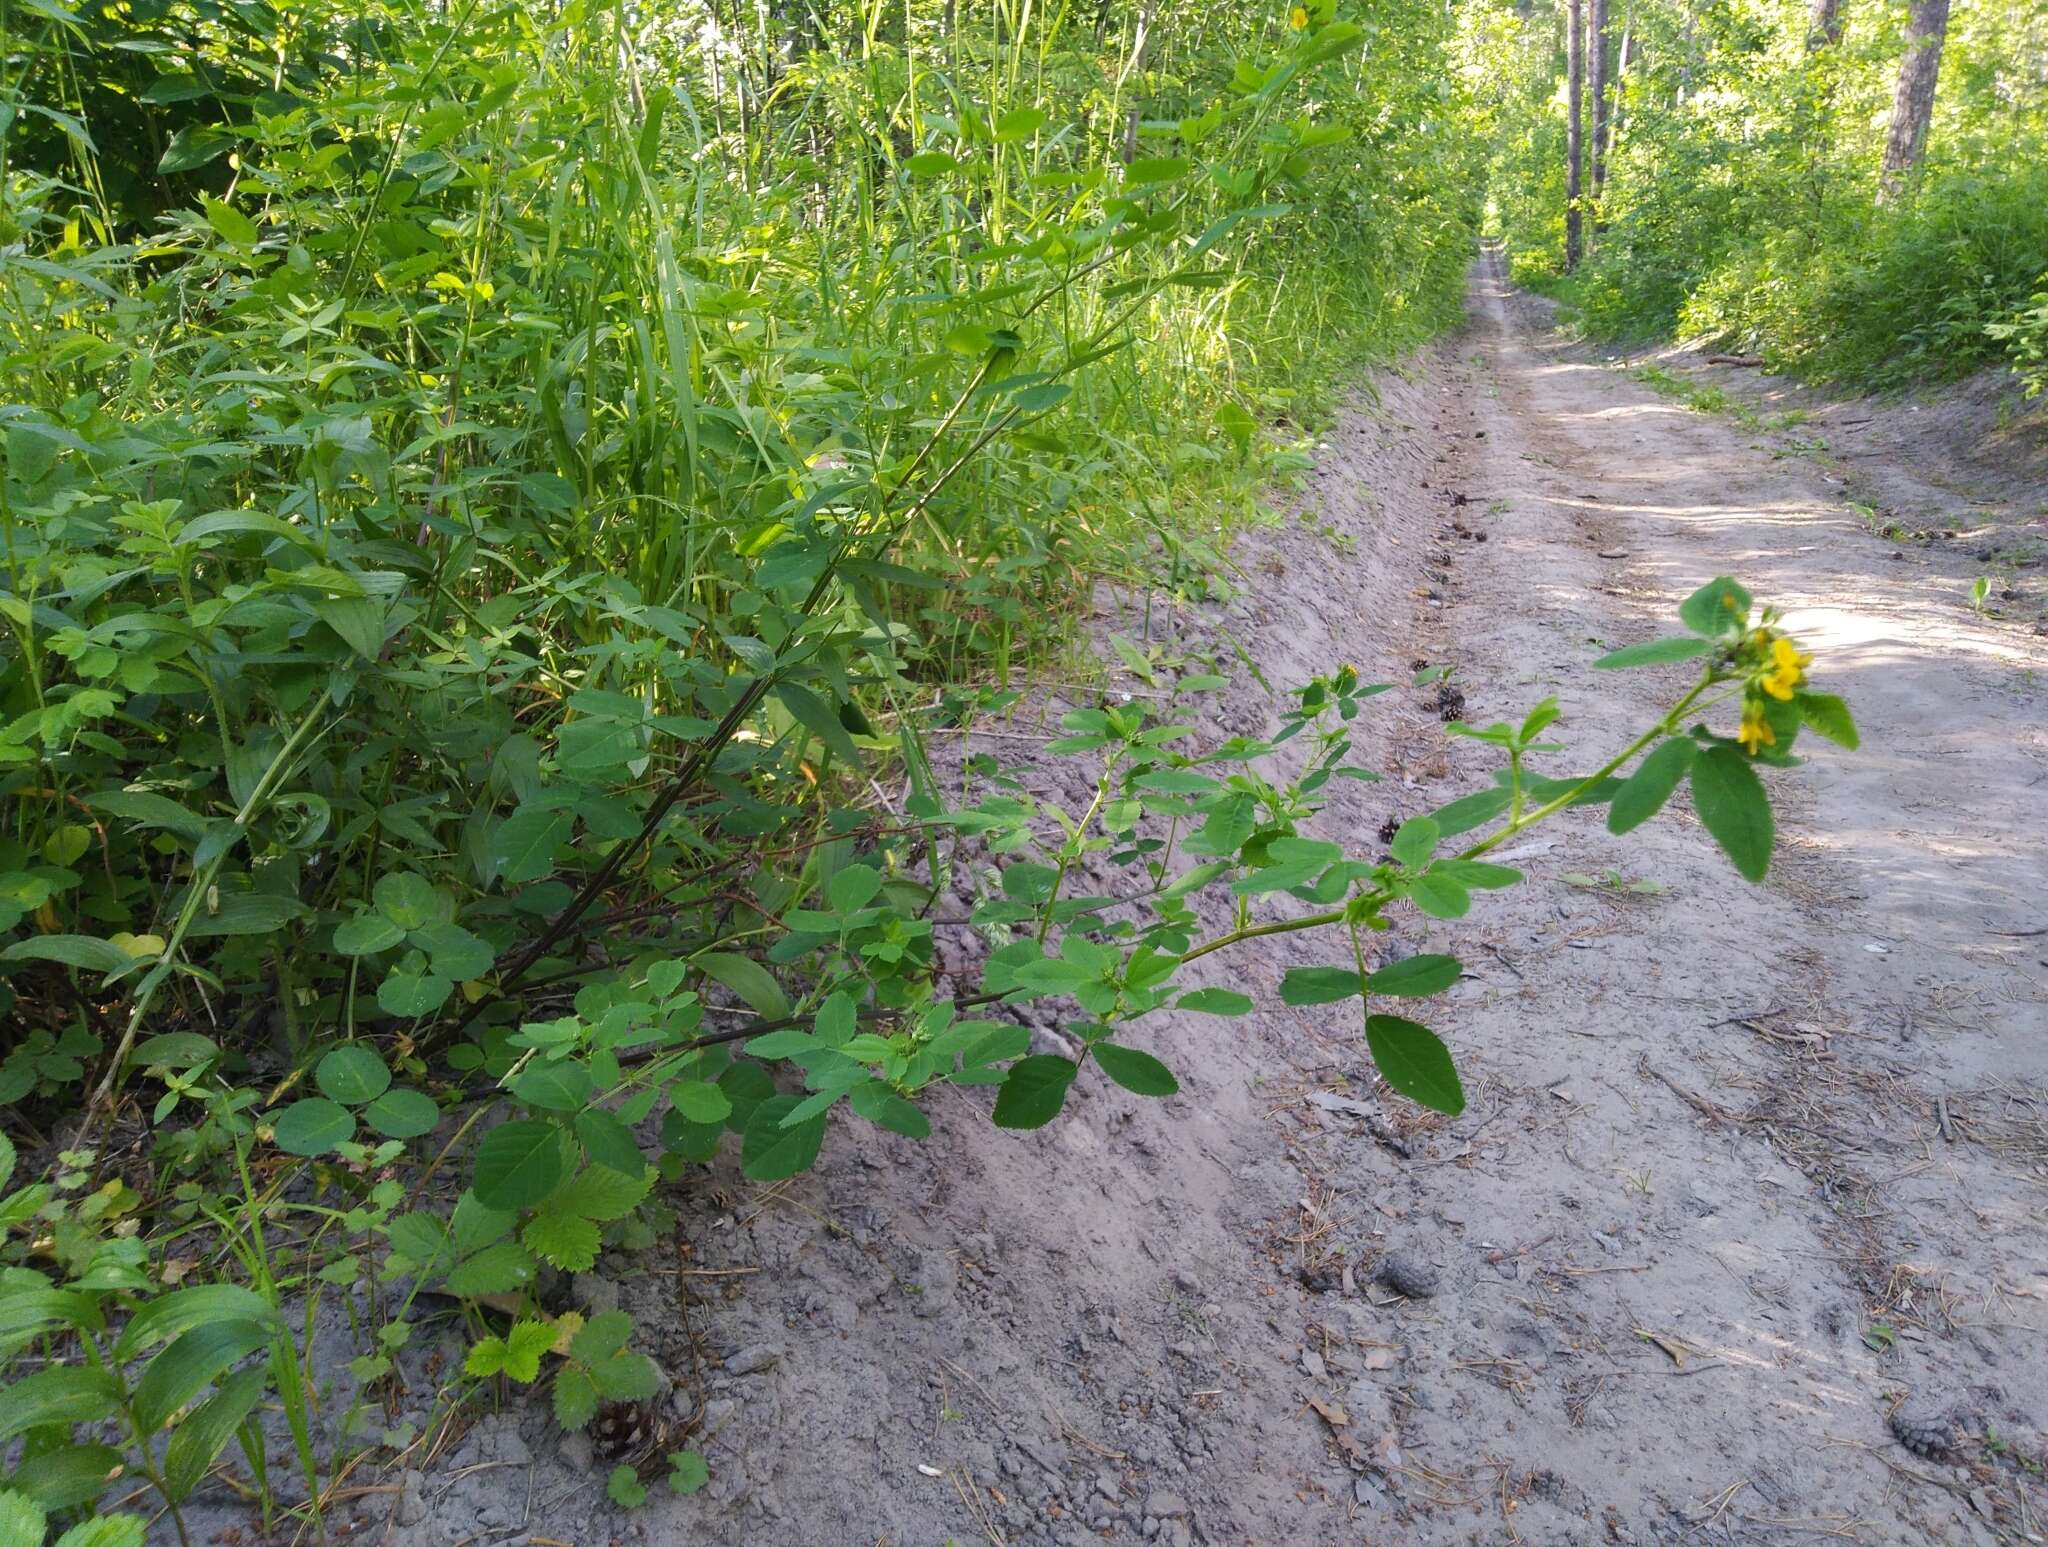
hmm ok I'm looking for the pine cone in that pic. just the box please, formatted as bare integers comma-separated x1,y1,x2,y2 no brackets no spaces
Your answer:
1436,684,1466,723
593,1399,655,1461
1377,815,1401,846
1374,1252,1441,1299
1889,1403,1957,1459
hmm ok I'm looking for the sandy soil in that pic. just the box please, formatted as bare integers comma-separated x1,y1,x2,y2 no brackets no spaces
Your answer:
361,254,2048,1547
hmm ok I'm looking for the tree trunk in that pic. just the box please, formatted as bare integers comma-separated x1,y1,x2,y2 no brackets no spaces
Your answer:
1807,0,1844,50
1588,0,1610,232
1607,1,1633,171
1565,0,1584,270
1879,0,1949,200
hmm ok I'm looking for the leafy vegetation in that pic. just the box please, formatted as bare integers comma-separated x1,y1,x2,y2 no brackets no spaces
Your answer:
1474,0,2048,390
0,0,1870,1535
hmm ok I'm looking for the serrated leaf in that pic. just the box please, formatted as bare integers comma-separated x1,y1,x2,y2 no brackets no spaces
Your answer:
1364,1015,1465,1115
553,1366,599,1429
444,1240,535,1297
557,1164,653,1222
522,1210,602,1271
54,1512,146,1547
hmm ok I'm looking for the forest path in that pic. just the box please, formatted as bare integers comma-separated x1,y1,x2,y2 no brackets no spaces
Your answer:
378,257,2048,1547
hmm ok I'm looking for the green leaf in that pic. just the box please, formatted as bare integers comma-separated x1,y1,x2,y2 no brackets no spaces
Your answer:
163,1366,267,1501
741,1097,826,1180
0,1490,44,1543
271,1098,356,1156
373,872,445,931
575,1110,646,1174
1389,816,1440,869
444,1240,536,1297
1367,954,1462,997
1429,786,1512,837
1406,873,1471,919
184,894,308,937
990,1055,1078,1129
1364,1015,1465,1115
668,1449,711,1495
569,1310,633,1363
1092,1044,1179,1096
511,1061,594,1112
559,1164,653,1222
115,1285,276,1360
1279,966,1364,1006
553,1367,600,1429
775,683,862,765
1689,745,1774,881
698,953,790,1018
1125,154,1189,184
378,968,452,1018
313,595,386,660
491,806,573,886
670,1079,732,1124
413,923,494,982
16,1447,124,1513
1176,987,1253,1016
848,1083,930,1139
0,1367,121,1443
334,914,404,955
54,1516,146,1547
1607,737,1698,835
523,1210,602,1270
363,1088,440,1140
1592,636,1712,669
132,1320,272,1434
608,1465,648,1509
905,149,959,176
316,1045,391,1106
827,864,882,913
1677,576,1752,636
0,934,135,975
472,1120,567,1210
1795,691,1859,750
158,124,231,173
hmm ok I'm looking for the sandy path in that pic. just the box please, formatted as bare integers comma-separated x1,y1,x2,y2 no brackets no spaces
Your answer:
372,258,2048,1547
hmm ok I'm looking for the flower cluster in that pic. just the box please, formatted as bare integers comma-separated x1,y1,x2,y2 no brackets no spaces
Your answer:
1734,626,1811,755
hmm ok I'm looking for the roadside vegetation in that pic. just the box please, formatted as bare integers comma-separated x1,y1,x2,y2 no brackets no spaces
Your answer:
0,0,1869,1539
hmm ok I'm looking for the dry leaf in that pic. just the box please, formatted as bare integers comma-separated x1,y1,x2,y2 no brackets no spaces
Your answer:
1307,1395,1350,1428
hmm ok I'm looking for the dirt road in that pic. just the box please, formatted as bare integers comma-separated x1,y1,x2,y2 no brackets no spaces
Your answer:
382,258,2048,1547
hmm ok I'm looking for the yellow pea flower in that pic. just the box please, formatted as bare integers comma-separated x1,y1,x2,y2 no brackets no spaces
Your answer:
1760,635,1809,700
1289,5,1310,28
1737,702,1775,755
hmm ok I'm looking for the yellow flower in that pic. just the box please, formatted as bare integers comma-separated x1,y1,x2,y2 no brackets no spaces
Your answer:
1737,702,1775,755
1760,635,1809,700
1289,5,1310,28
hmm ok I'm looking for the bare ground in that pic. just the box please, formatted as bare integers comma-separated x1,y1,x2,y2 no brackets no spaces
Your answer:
367,255,2048,1547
